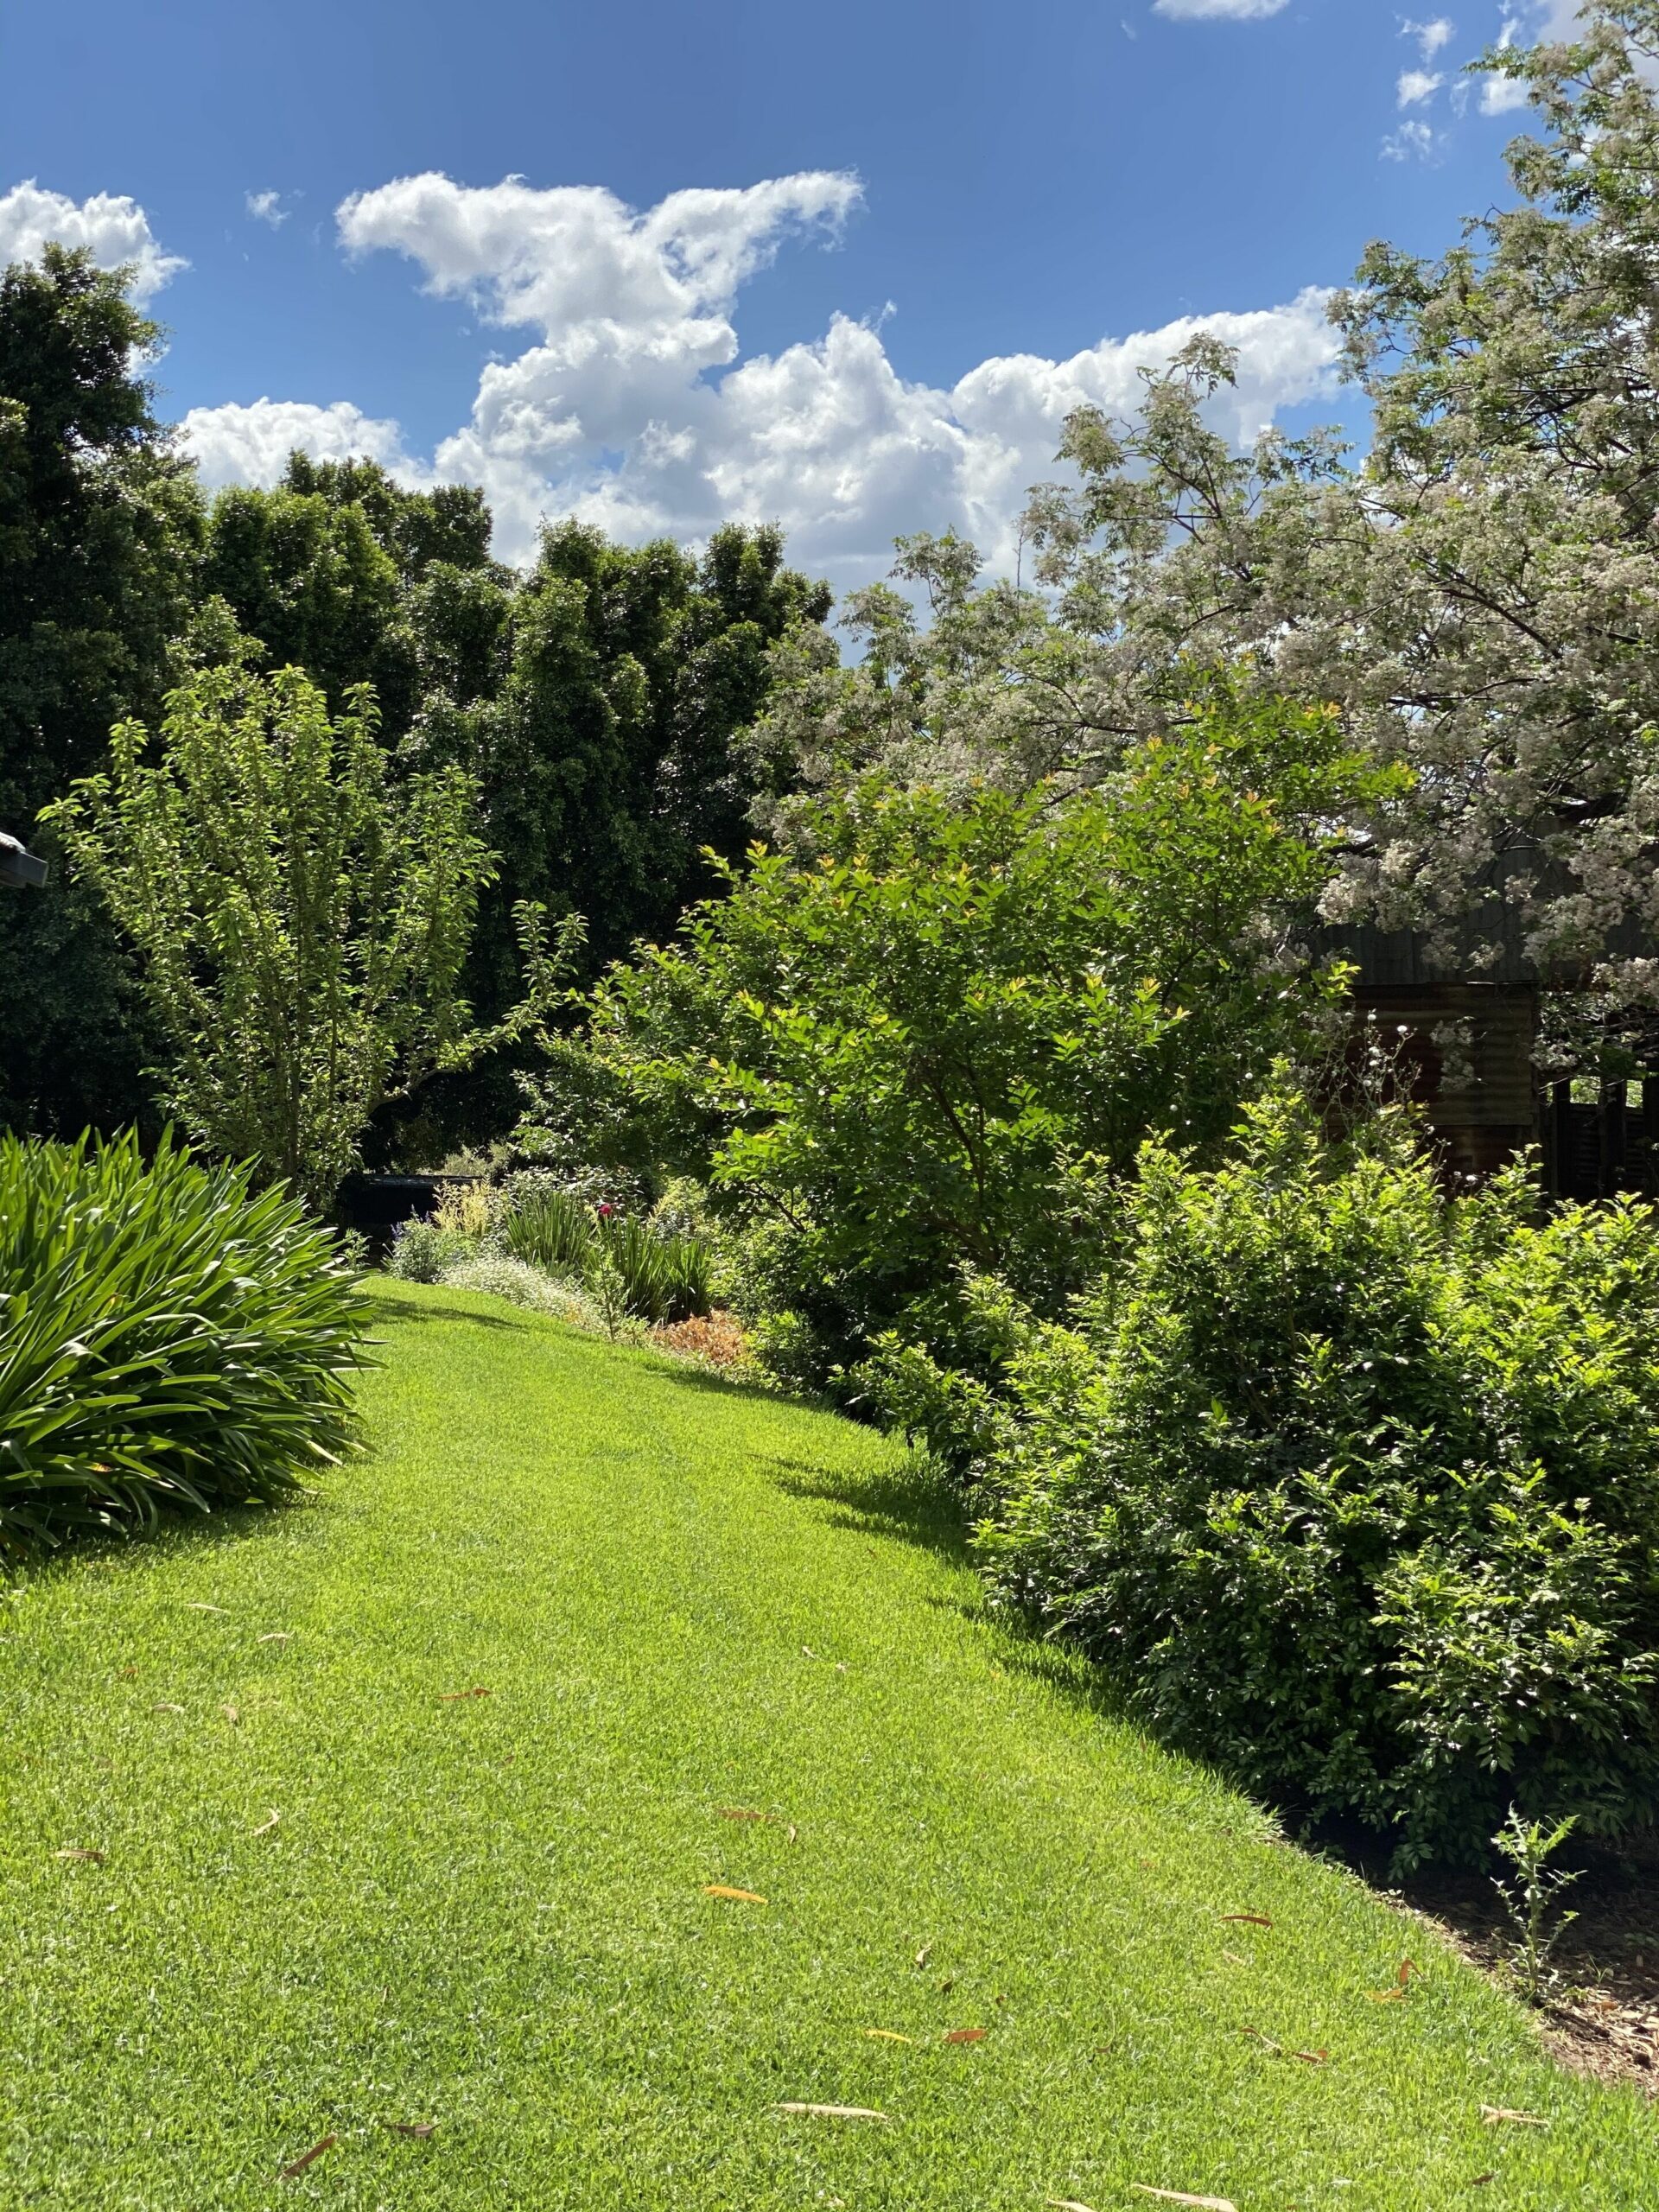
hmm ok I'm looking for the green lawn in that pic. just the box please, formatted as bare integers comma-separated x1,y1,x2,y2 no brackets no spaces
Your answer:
1,1281,1654,2209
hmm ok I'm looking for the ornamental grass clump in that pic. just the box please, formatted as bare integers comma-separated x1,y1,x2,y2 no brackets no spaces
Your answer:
970,1088,1659,1869
0,1129,370,1557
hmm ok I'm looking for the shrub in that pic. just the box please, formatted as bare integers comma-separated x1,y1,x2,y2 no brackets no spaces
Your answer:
499,1179,713,1325
502,1184,595,1276
652,1309,749,1370
439,1254,601,1325
0,1129,369,1557
971,1090,1659,1868
387,1217,472,1283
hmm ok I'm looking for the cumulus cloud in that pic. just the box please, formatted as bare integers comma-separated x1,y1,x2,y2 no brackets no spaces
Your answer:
0,180,185,302
1153,0,1289,16
1382,118,1440,160
245,189,289,229
1404,16,1457,60
188,170,1342,589
179,397,421,490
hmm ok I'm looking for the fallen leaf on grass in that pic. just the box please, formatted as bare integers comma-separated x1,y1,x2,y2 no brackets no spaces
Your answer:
914,1945,931,1968
1240,2028,1282,2054
864,2029,915,2044
152,1701,185,1714
280,2135,336,2177
1047,2200,1098,2210
1294,2049,1328,2065
1397,1958,1417,1986
1221,1950,1248,1967
185,1603,230,1616
786,1823,798,1844
1481,2106,1548,2129
54,1846,104,1864
1471,2175,1495,2187
938,1976,956,1994
944,2028,988,2044
1130,2189,1238,2212
438,1686,492,1701
776,2103,889,2121
387,2121,436,2139
719,1808,768,1822
251,1808,281,1837
118,1666,138,1678
702,1885,766,1903
1366,1986,1408,2004
221,1703,240,1726
1221,1913,1273,1929
257,1632,292,1645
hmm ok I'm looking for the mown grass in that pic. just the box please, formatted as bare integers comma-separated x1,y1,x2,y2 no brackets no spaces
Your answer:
1,1277,1654,2209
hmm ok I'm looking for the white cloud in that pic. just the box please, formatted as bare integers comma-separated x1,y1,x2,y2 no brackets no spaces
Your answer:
187,171,1342,590
1403,16,1457,60
1398,67,1445,104
1153,0,1289,16
245,189,289,229
0,180,185,302
1382,118,1440,159
179,397,421,490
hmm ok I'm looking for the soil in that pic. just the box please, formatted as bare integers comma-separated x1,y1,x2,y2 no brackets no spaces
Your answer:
1396,1834,1659,2094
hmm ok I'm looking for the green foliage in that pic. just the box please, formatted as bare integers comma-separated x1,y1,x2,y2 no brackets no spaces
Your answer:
0,1128,368,1558
0,246,201,1136
543,687,1376,1384
1492,1809,1582,2007
501,1180,713,1325
501,1184,595,1276
973,1089,1659,1867
44,663,570,1210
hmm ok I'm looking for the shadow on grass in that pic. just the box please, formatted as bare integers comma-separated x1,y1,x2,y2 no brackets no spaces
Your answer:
358,1288,526,1332
770,1452,975,1563
637,1357,820,1410
8,1486,330,1592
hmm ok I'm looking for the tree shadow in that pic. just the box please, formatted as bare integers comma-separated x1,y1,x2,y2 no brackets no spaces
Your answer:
9,1486,332,1592
638,1358,825,1411
357,1288,526,1332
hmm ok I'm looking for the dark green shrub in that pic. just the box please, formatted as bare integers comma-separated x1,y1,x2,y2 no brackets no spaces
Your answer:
972,1091,1659,1868
500,1181,711,1325
0,1129,370,1556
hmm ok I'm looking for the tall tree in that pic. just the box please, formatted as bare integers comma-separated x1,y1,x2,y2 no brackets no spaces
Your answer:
0,246,201,1133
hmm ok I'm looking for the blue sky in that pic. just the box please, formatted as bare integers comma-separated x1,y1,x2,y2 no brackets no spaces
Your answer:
0,0,1571,587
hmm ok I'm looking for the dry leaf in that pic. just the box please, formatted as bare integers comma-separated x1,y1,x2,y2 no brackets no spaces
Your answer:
776,2103,889,2121
54,1846,104,1864
185,1602,230,1615
863,2029,915,2044
1240,2028,1282,2054
944,2027,987,2045
257,1632,292,1645
1293,2049,1328,2065
802,1646,818,1660
221,1703,240,1726
1365,1987,1407,2004
1221,1913,1273,1929
719,1808,766,1822
388,2120,436,2139
438,1686,492,1701
786,1823,798,1844
1471,2175,1495,2187
1129,2189,1238,2212
1397,1957,1417,1987
252,1808,281,1837
914,1944,931,1968
1047,2201,1098,2211
279,2134,335,2177
118,1665,138,1678
938,1976,956,1994
702,1885,766,1903
152,1701,185,1713
1221,1949,1248,1967
1480,2106,1548,2129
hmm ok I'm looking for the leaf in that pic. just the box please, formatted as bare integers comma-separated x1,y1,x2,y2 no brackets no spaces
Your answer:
1294,2049,1328,2065
1221,1913,1273,1929
1129,2189,1238,2212
1365,1986,1407,2004
863,2029,915,2044
1047,2201,1099,2210
914,1944,931,1968
186,1603,230,1615
719,1808,766,1822
280,2134,336,2177
54,1846,104,1864
438,1686,492,1700
702,1885,766,1903
257,1632,292,1645
775,2103,890,2121
152,1701,186,1713
388,2120,436,2139
1480,2106,1548,2128
943,2027,988,2044
1397,1957,1417,1986
251,1808,281,1837
221,1703,240,1726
